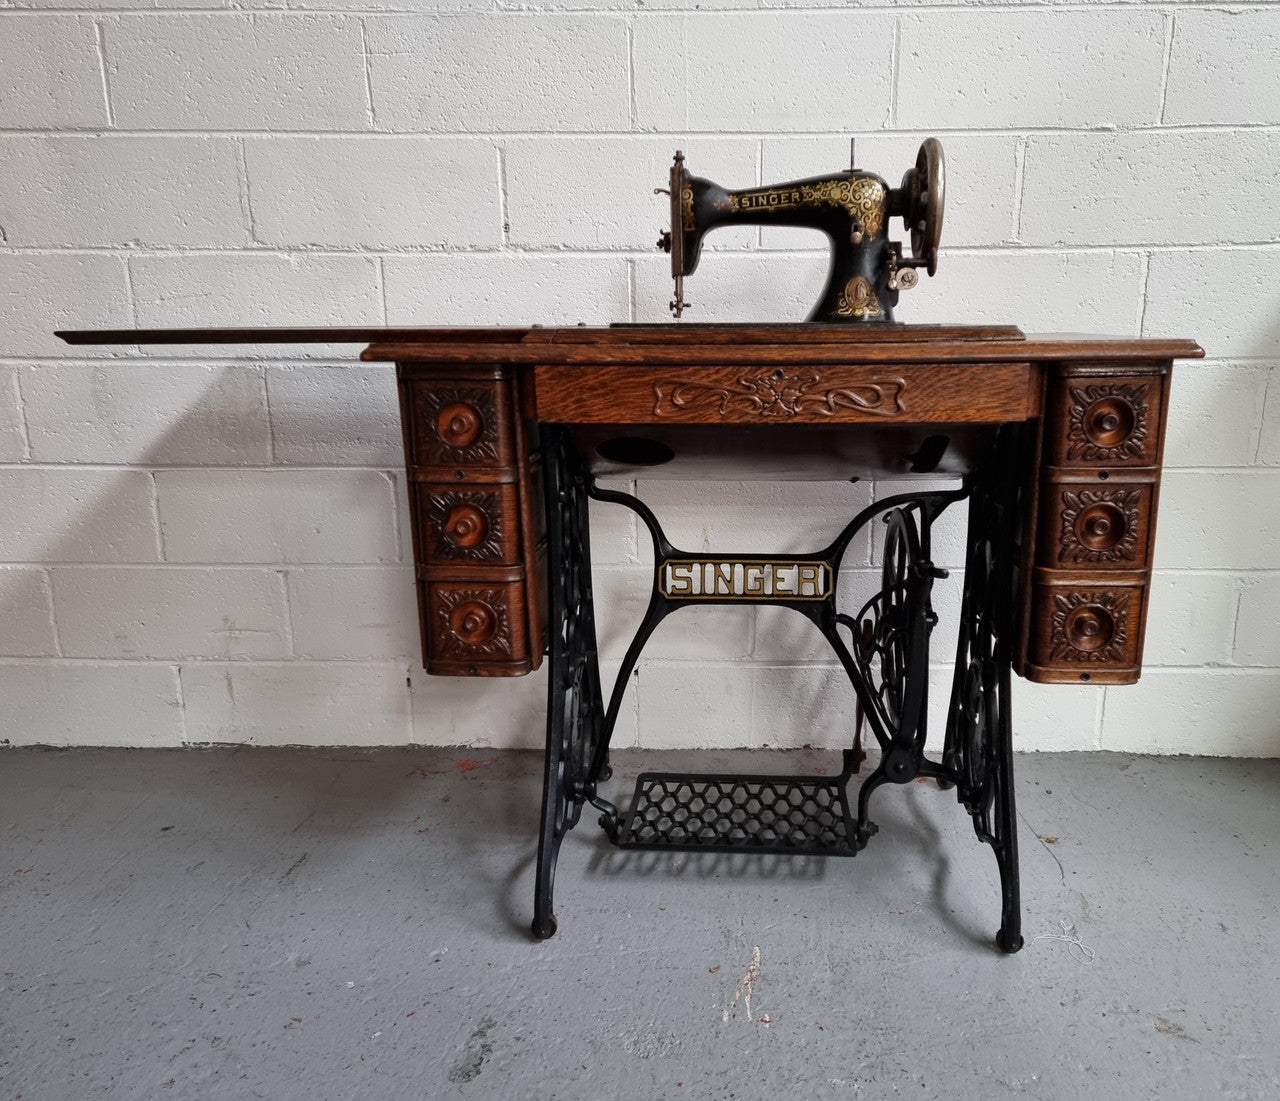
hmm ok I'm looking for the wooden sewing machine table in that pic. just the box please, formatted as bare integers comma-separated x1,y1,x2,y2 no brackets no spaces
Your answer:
59,322,1204,952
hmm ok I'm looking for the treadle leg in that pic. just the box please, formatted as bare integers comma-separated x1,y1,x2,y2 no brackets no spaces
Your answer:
992,660,1023,953
946,426,1027,953
532,660,568,940
531,426,605,940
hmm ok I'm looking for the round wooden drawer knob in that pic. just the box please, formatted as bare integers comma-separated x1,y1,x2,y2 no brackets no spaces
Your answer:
444,503,488,549
1075,501,1127,551
1064,604,1115,653
449,599,498,647
437,402,483,448
1084,397,1136,448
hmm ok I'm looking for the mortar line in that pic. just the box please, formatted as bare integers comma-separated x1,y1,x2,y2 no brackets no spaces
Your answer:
387,469,406,563
1137,249,1153,337
278,567,297,659
359,18,377,129
44,566,65,659
9,364,34,463
497,146,511,247
11,241,1280,258
374,254,389,323
7,121,1280,138
0,2,1246,15
93,20,115,129
122,254,139,327
168,662,190,745
1252,367,1273,465
887,16,902,130
1010,135,1028,244
259,363,276,465
148,470,168,562
235,137,261,245
1157,11,1177,126
626,21,637,132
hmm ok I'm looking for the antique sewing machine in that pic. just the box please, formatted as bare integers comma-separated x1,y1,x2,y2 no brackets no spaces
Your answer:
659,139,944,321
57,138,1203,954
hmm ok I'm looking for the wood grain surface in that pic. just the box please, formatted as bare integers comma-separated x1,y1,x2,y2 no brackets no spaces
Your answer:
533,362,1037,425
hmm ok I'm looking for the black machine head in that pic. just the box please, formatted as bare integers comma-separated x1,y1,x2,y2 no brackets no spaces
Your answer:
657,139,945,323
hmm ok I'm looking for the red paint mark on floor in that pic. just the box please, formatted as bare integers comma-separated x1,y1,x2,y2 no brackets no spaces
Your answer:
453,756,498,772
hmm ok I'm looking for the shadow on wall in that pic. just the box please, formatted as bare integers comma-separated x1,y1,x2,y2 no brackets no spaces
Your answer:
0,354,554,748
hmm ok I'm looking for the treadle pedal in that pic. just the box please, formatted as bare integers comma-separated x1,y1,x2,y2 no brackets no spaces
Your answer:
616,772,857,856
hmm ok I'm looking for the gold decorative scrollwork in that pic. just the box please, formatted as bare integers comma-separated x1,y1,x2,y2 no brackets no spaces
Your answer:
681,184,695,233
653,369,906,419
836,275,883,319
727,177,886,237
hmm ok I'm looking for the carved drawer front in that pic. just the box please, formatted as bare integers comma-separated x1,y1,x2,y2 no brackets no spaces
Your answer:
1045,374,1165,469
422,579,532,677
1024,574,1147,685
534,362,1036,425
407,377,516,471
1037,479,1153,570
418,482,522,565
397,363,545,677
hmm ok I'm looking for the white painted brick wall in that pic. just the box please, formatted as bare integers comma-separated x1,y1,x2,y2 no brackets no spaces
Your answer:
154,469,399,563
0,136,248,248
22,363,271,464
1,1,1277,757
51,566,291,659
244,138,504,250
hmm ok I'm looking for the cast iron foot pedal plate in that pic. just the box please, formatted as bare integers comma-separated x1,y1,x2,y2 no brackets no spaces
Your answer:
616,772,856,856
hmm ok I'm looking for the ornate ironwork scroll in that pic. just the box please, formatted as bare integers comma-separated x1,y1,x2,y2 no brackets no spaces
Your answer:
940,425,1029,953
531,426,609,940
531,426,1028,953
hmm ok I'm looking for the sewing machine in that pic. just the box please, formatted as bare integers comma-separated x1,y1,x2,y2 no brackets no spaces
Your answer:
56,141,1203,953
659,139,944,321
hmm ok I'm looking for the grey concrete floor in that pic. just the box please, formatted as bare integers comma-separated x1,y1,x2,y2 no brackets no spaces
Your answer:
1,747,1277,1101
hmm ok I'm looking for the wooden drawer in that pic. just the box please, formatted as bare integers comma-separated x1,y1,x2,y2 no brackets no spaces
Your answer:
417,482,522,565
397,363,545,677
1037,477,1154,570
1023,572,1147,684
422,579,533,677
407,376,517,472
1044,372,1165,469
535,362,1037,425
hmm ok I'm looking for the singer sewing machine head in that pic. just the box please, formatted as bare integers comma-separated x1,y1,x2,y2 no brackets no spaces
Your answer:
658,139,945,323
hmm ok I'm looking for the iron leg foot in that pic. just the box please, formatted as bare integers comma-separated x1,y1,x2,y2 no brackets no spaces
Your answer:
531,914,559,940
996,927,1024,954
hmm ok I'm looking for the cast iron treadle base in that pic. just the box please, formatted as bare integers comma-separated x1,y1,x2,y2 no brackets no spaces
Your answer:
616,772,859,856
